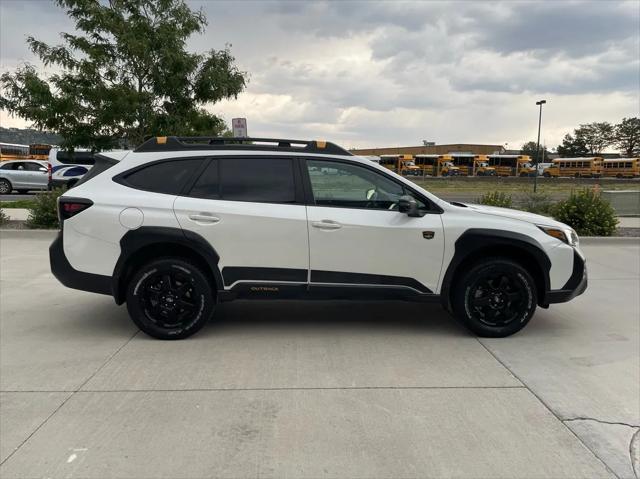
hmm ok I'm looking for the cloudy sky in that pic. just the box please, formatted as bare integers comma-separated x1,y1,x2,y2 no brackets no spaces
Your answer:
1,0,638,149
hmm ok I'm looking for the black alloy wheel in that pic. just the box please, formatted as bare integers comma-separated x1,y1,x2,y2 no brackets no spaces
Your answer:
467,272,527,327
126,258,214,339
452,258,537,337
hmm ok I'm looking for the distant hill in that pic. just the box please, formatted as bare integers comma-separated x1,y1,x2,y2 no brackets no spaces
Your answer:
0,127,62,146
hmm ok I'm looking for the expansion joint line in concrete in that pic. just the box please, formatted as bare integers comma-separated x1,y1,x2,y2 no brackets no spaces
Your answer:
0,329,140,467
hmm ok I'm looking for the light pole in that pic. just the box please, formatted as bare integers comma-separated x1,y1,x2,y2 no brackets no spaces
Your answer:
534,100,546,193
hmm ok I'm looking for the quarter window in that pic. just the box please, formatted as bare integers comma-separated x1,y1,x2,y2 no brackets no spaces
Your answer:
122,159,203,195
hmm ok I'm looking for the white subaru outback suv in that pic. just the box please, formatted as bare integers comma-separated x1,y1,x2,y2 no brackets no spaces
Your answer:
50,136,587,340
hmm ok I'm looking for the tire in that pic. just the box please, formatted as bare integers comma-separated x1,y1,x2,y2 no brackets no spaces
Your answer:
0,179,11,194
126,258,215,340
452,258,537,338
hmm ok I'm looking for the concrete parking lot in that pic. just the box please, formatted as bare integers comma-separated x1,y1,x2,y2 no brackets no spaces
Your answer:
0,230,638,478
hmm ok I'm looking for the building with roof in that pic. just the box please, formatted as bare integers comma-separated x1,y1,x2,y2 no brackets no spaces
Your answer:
350,143,504,156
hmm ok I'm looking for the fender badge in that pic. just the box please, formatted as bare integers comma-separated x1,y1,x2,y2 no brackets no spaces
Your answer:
422,231,435,240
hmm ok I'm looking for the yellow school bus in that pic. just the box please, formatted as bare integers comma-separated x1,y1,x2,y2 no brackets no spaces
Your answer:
487,155,534,176
602,158,640,178
0,142,30,161
450,153,476,176
543,157,603,178
473,155,497,176
379,154,421,176
437,155,461,176
414,154,438,176
28,144,53,161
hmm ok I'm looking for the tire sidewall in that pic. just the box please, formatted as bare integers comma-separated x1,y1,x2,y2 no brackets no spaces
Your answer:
453,260,537,337
126,258,215,339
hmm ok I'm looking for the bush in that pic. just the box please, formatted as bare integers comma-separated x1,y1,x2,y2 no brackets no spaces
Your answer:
0,208,8,225
521,192,553,215
477,191,513,208
26,188,65,229
551,188,618,236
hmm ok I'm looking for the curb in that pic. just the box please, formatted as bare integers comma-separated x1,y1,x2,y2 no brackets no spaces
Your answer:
579,236,640,245
0,229,58,239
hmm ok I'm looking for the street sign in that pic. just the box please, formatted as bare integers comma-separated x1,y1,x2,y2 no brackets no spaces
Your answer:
232,118,247,138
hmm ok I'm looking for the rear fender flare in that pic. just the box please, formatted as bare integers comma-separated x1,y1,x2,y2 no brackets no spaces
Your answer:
112,226,223,304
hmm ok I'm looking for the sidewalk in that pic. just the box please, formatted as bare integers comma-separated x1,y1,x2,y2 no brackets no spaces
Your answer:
618,216,640,228
2,208,29,221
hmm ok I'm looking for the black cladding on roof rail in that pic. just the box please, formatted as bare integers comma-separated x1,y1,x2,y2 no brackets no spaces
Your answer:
134,136,353,156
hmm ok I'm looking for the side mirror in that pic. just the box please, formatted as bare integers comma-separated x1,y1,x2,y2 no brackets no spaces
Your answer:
398,195,422,217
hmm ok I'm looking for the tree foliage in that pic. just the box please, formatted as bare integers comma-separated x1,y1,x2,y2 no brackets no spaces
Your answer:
556,133,589,157
573,122,615,155
614,117,640,157
520,141,551,163
0,0,247,150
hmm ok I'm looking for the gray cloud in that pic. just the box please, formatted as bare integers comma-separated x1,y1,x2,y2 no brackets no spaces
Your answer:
1,0,638,148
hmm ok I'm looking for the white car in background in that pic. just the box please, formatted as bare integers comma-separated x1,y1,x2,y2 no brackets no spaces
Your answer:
0,160,48,194
48,148,95,189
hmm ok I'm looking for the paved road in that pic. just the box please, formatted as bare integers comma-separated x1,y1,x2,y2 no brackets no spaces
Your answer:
0,231,638,478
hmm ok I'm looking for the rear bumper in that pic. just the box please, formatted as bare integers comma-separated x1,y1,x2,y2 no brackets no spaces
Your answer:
49,231,112,296
545,250,587,304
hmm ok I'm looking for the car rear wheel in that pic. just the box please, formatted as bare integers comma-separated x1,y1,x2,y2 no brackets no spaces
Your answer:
0,179,11,194
452,258,537,337
126,258,215,340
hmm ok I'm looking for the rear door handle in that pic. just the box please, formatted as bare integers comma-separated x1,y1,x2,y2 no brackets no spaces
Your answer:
188,213,220,224
311,220,342,230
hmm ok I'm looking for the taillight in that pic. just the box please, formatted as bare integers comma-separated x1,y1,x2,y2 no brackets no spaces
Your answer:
58,198,93,222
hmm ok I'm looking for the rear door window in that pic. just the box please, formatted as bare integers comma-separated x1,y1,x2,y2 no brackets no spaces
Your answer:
189,159,219,199
211,157,296,203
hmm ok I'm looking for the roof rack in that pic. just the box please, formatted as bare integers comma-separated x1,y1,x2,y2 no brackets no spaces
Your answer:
134,136,352,156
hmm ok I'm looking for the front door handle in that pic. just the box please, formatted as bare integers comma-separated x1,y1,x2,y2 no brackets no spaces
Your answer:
312,220,342,230
188,213,220,224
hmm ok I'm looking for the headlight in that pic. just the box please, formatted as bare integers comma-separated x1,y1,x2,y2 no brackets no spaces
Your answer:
538,225,579,246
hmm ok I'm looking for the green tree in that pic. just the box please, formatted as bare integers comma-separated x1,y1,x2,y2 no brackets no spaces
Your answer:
614,117,640,157
556,133,589,157
520,141,551,163
574,122,615,155
0,0,247,150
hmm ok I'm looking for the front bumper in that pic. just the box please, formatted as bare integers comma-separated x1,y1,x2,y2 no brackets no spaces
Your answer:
545,250,587,304
49,231,112,296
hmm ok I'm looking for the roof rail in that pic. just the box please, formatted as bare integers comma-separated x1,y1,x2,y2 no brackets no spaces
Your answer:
134,136,352,156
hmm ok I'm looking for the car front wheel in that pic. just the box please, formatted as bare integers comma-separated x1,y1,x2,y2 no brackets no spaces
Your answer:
452,258,537,337
126,258,215,339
